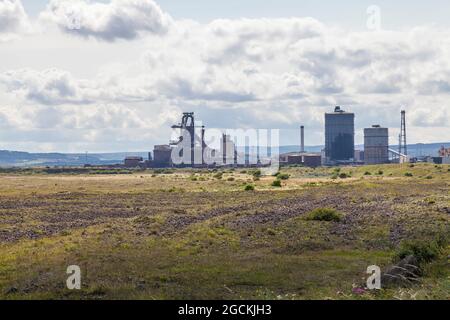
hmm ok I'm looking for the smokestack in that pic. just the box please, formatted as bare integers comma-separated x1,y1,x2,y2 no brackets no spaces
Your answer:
300,125,305,153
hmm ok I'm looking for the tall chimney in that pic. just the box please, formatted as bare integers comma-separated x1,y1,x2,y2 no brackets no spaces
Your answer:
300,125,305,153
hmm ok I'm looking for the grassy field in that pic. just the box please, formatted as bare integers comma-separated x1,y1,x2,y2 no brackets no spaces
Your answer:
0,163,448,300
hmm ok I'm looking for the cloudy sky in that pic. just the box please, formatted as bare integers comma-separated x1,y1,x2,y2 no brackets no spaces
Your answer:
0,0,449,152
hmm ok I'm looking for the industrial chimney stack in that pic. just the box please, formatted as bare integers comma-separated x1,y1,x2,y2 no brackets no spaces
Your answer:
400,110,407,156
300,125,305,153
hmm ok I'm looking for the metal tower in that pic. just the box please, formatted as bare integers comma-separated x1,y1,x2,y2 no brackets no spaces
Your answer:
171,112,206,166
400,110,407,156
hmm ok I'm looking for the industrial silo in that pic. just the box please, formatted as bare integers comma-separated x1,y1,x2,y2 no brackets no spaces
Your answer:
364,125,389,165
325,106,355,163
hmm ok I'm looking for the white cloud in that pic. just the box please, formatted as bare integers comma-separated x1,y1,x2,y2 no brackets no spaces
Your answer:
0,68,157,104
137,19,450,108
0,101,181,152
40,0,172,41
0,0,31,42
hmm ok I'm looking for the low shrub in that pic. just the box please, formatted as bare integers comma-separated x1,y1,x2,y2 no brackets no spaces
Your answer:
277,173,290,180
394,237,446,264
252,170,262,178
154,169,174,174
306,208,342,222
271,179,282,187
244,184,255,191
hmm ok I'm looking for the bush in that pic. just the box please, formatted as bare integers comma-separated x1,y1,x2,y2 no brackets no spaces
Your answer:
404,172,413,177
227,177,235,182
395,238,445,264
154,169,174,174
271,179,282,187
252,170,262,178
213,172,223,179
378,170,384,175
168,187,176,193
364,171,372,176
339,173,349,179
277,173,290,180
306,208,342,222
244,184,255,191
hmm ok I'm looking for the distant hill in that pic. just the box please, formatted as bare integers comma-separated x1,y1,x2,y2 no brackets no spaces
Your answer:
0,142,447,167
0,150,148,167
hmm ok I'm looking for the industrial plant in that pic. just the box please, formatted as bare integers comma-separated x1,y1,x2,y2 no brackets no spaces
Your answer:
120,107,449,169
324,106,355,165
364,125,389,165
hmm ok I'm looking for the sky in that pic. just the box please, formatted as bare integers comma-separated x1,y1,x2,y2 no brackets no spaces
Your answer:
20,0,450,28
0,0,450,152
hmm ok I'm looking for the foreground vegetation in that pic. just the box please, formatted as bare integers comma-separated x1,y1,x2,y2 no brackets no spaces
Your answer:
0,163,448,300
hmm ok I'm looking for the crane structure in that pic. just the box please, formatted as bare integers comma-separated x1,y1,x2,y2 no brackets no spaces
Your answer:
170,112,206,166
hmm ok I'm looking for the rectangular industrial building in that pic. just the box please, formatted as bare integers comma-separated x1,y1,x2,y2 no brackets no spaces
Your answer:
364,125,389,165
153,145,172,167
279,152,322,167
124,156,144,168
325,106,355,163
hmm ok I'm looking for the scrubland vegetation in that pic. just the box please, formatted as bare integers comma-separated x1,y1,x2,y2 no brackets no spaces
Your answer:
0,163,448,299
